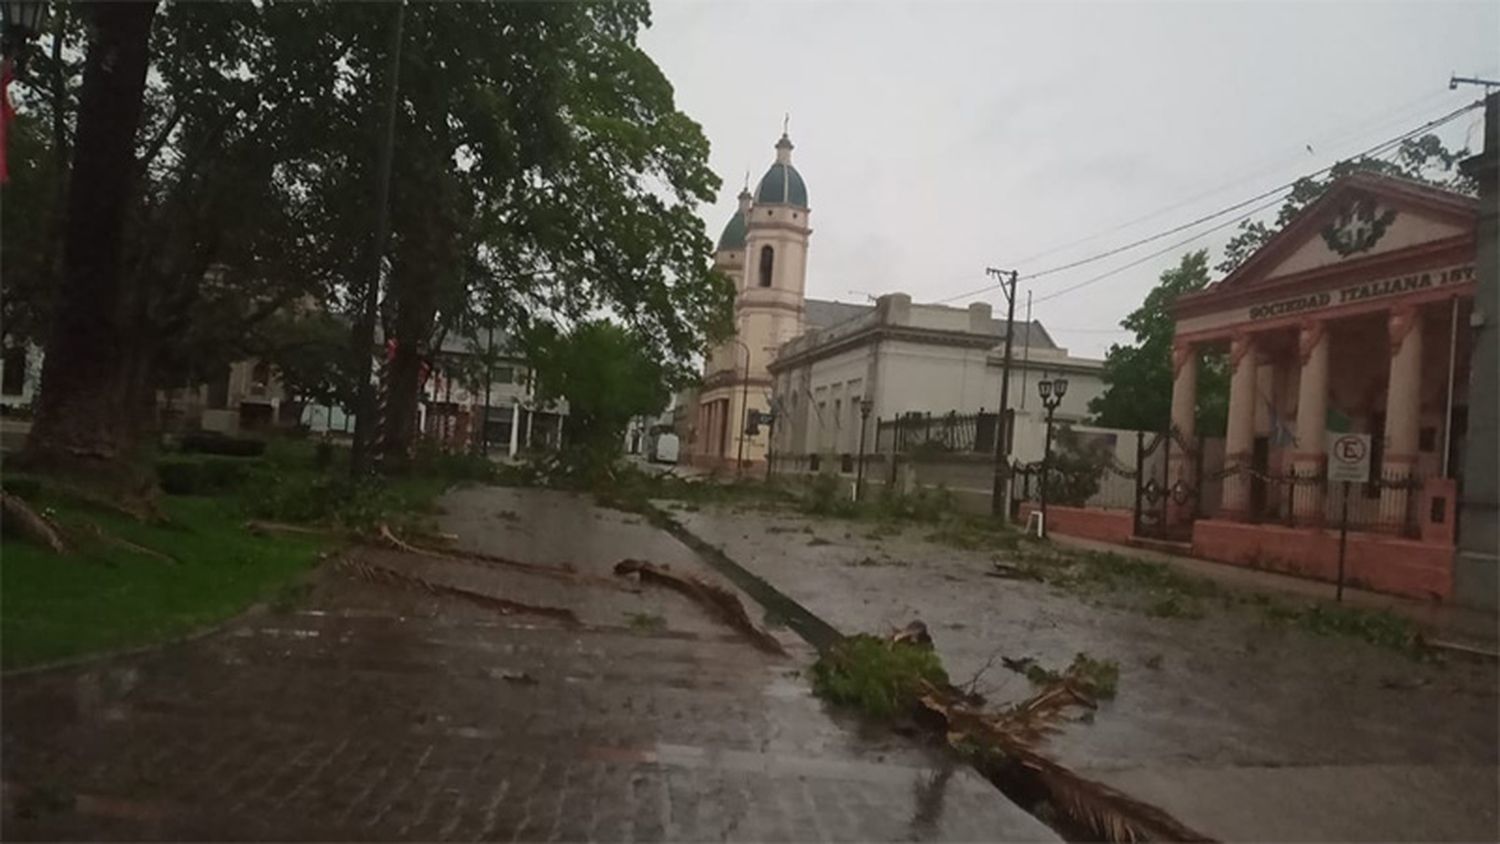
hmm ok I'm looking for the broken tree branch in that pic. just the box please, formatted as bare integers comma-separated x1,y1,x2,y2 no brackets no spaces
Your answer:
338,555,580,625
614,559,787,657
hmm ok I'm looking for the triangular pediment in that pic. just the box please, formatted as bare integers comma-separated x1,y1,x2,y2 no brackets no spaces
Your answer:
1219,173,1477,289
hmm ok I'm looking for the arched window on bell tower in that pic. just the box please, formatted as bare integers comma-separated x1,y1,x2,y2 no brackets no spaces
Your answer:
758,245,774,287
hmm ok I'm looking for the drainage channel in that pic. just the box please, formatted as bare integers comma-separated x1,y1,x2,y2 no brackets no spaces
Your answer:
649,502,1211,844
643,504,843,651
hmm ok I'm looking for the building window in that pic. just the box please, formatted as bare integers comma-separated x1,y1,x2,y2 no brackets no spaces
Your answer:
494,365,515,384
1,347,26,396
758,245,775,287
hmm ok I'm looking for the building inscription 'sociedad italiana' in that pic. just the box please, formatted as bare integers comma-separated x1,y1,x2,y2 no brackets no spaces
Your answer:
1248,264,1476,321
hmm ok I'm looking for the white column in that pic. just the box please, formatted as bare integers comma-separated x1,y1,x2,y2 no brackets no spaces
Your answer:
1380,305,1424,531
1292,320,1330,522
1221,332,1257,520
508,402,520,458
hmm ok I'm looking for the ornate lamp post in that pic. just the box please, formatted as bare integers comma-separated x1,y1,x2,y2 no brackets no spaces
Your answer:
855,396,874,501
1036,376,1068,537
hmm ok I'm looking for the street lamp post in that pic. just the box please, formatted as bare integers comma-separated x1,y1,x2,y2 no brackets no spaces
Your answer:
1036,376,1068,538
855,397,874,501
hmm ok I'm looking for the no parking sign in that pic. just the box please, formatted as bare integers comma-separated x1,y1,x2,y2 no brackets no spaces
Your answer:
1327,433,1371,483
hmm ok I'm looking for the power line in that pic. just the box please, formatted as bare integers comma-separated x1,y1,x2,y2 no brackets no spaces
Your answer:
1031,192,1290,305
934,99,1483,308
1030,131,1436,308
1018,99,1481,284
1007,89,1464,270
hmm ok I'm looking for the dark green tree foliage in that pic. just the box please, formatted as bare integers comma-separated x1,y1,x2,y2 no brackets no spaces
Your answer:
7,1,732,473
1088,251,1229,435
346,1,733,461
527,321,670,474
1217,134,1475,275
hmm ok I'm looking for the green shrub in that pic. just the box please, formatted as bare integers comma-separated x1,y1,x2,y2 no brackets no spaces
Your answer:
803,473,858,517
811,634,950,719
156,458,251,495
1,475,43,499
180,432,266,457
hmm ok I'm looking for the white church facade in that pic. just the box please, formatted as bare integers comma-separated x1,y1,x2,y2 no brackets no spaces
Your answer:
685,132,1104,472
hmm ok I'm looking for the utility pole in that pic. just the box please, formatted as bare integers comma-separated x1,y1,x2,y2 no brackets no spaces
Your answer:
988,268,1019,519
349,0,405,478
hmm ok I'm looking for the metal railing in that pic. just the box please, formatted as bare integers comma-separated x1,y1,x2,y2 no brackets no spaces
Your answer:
875,410,998,455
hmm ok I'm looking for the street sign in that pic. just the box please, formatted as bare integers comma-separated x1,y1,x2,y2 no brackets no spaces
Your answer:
1327,433,1372,483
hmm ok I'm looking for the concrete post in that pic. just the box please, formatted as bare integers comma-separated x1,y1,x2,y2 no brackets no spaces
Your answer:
1292,320,1329,522
1455,91,1498,609
1380,304,1424,531
1221,332,1257,519
1167,340,1197,525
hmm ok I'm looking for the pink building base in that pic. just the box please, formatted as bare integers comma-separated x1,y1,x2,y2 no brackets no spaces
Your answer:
1189,519,1452,601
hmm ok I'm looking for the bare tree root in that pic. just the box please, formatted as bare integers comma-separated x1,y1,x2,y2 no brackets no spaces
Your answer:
337,554,581,624
75,520,178,563
244,520,341,538
614,558,787,656
1,492,67,553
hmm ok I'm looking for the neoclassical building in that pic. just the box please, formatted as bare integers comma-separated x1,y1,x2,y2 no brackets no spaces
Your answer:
690,132,815,470
1166,171,1479,600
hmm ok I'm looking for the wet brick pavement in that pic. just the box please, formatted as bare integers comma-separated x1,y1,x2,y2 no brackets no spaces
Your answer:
1,488,1057,841
675,503,1500,842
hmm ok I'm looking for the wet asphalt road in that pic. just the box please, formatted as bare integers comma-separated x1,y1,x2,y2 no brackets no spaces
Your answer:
674,503,1500,843
1,487,1054,841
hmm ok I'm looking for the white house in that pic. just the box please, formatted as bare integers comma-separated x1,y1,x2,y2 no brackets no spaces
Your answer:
767,293,1104,460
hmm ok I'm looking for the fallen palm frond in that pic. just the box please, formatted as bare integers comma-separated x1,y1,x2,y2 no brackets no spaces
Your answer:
337,555,580,624
613,558,787,656
917,676,1214,843
1,492,67,553
373,523,638,592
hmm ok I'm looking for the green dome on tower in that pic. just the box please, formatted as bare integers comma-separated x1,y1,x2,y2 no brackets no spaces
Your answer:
717,209,747,251
755,163,808,207
754,132,808,207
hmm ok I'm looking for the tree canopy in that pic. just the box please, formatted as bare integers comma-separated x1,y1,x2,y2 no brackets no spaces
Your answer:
7,0,732,475
1088,251,1228,435
526,320,671,474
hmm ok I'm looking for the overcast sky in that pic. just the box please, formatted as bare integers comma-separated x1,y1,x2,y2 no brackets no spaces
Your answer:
639,0,1499,358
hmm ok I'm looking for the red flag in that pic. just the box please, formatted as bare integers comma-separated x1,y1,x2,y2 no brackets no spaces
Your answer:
1,58,15,184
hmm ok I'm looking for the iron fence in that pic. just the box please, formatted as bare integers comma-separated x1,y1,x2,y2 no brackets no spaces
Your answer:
875,411,999,455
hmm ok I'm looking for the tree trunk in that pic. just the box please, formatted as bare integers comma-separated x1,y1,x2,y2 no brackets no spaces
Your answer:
381,339,424,466
25,1,158,473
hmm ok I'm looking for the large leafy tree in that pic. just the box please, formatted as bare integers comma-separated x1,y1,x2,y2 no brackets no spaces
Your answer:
350,1,732,463
15,0,345,476
8,0,732,481
1089,251,1229,434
